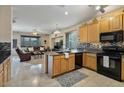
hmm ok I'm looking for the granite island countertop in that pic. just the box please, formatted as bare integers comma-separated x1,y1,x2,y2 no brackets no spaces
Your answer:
45,49,103,56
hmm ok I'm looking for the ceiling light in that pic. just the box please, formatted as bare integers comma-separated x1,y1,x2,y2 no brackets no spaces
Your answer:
65,11,68,15
33,32,37,35
95,6,101,10
54,30,61,34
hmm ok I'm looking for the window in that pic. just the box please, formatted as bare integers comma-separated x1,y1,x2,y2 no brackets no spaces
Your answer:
21,36,41,47
66,31,79,49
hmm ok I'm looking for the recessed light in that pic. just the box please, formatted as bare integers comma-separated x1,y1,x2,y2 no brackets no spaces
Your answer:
65,11,68,15
95,6,101,10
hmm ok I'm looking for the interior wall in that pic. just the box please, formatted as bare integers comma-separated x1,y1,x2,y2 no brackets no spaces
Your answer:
0,5,11,42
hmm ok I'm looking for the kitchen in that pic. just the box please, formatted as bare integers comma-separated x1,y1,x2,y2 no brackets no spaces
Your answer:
1,5,124,87
46,7,124,82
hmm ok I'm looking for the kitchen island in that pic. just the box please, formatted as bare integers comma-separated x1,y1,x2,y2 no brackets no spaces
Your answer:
46,52,75,78
45,49,102,78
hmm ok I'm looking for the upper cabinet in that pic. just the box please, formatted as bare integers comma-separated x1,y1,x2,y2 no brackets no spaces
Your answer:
87,22,99,43
79,25,88,43
109,13,123,31
100,9,124,33
99,16,110,33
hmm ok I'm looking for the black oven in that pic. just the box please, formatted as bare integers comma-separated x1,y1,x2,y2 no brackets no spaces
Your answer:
97,52,121,81
100,30,123,43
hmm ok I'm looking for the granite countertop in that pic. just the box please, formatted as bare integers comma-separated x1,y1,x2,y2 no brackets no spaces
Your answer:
0,50,11,64
45,49,103,56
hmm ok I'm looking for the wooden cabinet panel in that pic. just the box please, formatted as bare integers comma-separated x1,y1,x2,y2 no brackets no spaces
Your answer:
85,53,97,71
110,14,123,31
83,53,86,67
68,57,75,71
121,57,124,81
0,71,4,87
4,65,8,84
61,58,68,73
100,17,110,33
53,59,61,76
7,60,11,81
79,26,88,43
88,22,99,43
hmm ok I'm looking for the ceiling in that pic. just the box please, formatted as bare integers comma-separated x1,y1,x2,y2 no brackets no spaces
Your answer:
12,5,123,34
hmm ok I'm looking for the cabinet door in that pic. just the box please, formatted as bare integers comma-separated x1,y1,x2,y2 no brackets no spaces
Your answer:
61,58,68,73
53,59,61,76
0,71,4,87
7,60,11,81
110,14,123,31
121,58,124,80
83,53,86,67
86,53,97,71
100,17,110,33
68,56,75,71
4,65,8,84
88,22,99,43
79,26,88,43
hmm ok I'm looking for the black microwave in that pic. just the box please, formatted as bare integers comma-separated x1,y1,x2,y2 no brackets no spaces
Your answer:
100,30,123,43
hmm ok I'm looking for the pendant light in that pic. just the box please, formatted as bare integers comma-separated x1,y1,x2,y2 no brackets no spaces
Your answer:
54,24,61,35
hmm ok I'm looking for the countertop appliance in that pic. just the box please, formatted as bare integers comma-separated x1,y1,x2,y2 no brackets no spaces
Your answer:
75,53,83,69
100,30,123,43
97,45,122,81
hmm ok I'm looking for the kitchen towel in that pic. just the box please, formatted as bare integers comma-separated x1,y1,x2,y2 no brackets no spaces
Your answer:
64,53,69,59
103,56,109,68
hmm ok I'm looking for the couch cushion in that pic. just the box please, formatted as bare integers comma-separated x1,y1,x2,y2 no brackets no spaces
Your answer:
40,47,44,51
28,47,34,52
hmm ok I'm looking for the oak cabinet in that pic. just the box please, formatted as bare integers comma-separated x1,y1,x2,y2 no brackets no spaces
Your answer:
83,53,97,71
121,57,124,81
110,14,123,31
7,59,11,81
0,71,4,87
87,22,99,43
53,56,61,76
61,58,68,73
99,16,110,33
68,54,75,71
0,64,4,87
0,57,11,86
79,26,88,43
48,54,75,77
61,54,75,73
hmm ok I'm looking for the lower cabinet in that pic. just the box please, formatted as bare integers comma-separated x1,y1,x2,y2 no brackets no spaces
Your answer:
0,57,11,87
61,58,68,73
51,54,75,77
68,55,75,71
0,70,4,87
83,53,97,71
53,56,61,76
121,57,124,81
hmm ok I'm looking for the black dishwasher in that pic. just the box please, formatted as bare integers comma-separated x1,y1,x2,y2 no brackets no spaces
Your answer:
75,53,83,69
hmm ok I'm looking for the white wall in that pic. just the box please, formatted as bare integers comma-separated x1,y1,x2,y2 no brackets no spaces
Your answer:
0,5,11,42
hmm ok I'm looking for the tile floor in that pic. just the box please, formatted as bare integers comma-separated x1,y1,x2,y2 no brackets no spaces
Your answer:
5,56,124,87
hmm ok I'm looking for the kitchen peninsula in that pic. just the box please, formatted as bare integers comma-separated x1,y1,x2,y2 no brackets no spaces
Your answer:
46,49,102,78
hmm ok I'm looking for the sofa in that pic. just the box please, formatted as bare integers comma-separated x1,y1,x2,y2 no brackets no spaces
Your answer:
16,48,31,62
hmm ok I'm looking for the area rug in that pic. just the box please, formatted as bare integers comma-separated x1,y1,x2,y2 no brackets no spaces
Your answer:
56,70,88,87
